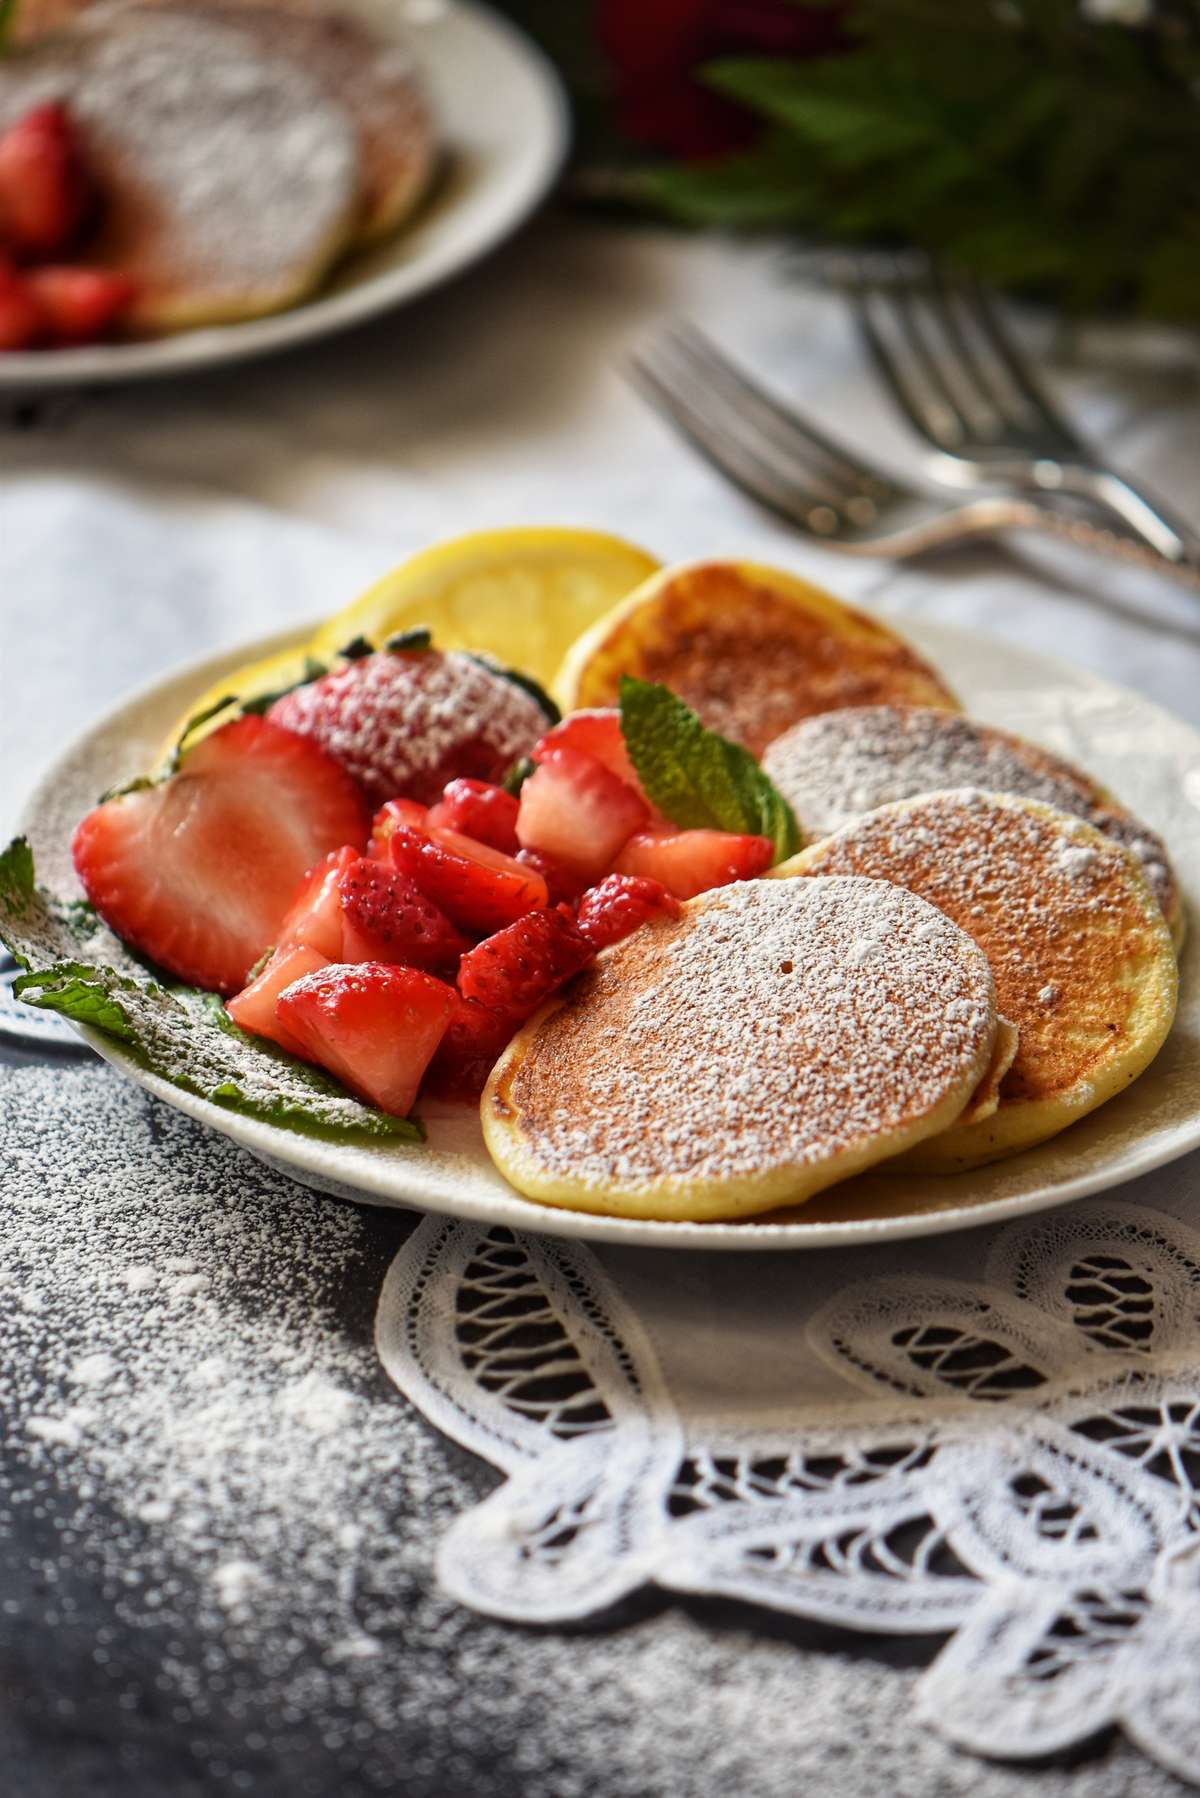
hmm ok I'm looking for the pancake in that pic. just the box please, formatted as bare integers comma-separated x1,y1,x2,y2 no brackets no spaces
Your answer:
762,705,1183,948
778,790,1178,1172
483,876,1000,1222
0,6,362,329
553,560,959,756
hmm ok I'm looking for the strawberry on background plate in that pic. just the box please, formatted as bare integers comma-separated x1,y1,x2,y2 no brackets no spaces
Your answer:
268,648,549,806
0,102,89,259
275,961,454,1116
516,746,648,878
615,827,773,899
72,715,370,993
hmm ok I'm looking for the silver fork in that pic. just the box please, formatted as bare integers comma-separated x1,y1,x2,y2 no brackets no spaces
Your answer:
630,324,1200,587
842,261,1200,567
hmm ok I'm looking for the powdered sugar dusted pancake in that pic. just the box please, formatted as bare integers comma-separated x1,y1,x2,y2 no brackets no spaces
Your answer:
484,876,999,1222
763,704,1182,946
0,7,361,328
782,790,1178,1172
554,561,959,756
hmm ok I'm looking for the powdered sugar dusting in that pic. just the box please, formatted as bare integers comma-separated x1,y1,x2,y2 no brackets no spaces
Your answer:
503,876,996,1188
761,705,1179,926
270,650,548,805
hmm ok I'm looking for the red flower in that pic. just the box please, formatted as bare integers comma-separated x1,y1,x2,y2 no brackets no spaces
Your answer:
598,0,844,159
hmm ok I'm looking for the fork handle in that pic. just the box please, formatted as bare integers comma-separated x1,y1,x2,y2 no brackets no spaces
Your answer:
1036,464,1200,567
943,496,1200,590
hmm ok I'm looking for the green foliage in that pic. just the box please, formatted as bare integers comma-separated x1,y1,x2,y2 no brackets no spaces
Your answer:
619,677,801,861
625,0,1200,319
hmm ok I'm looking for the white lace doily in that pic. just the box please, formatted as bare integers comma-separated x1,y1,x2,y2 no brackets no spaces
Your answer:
376,1171,1200,1787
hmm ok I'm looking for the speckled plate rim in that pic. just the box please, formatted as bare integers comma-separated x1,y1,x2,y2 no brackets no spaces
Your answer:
18,616,1200,1251
0,0,569,390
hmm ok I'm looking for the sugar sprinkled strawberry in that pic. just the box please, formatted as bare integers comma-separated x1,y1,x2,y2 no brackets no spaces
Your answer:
575,873,681,951
276,961,454,1116
337,855,469,971
457,905,594,1022
268,649,548,806
426,778,520,854
71,715,369,993
516,746,648,878
615,827,773,899
388,824,548,934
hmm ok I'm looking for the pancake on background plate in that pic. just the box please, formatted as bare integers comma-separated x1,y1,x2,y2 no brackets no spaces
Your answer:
484,876,1000,1222
778,789,1178,1172
554,560,959,755
763,704,1183,947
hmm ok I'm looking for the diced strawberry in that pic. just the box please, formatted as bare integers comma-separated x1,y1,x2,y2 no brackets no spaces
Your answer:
26,266,134,344
426,778,520,854
268,649,546,805
276,961,454,1116
71,715,370,994
337,855,469,971
370,797,427,858
458,905,594,1023
516,747,648,878
278,844,359,959
575,874,681,950
515,847,589,905
533,709,647,801
423,994,516,1102
388,824,548,934
0,103,88,258
615,828,773,899
226,942,329,1056
0,259,44,350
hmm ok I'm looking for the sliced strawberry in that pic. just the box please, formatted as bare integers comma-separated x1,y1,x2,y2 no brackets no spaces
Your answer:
426,778,520,855
515,847,589,905
370,797,428,859
516,747,648,878
268,649,547,806
226,942,329,1056
278,844,359,959
337,855,469,971
575,873,681,950
423,994,516,1102
388,824,548,934
71,715,370,994
26,266,134,345
615,827,773,899
0,103,88,258
276,961,454,1116
457,905,594,1022
532,709,647,801
0,260,44,350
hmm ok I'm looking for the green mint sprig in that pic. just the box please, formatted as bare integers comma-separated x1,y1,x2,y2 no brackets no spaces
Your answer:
618,677,801,863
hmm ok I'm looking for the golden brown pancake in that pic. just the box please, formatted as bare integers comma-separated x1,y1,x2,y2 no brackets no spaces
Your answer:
484,875,1000,1222
778,790,1178,1170
0,6,362,329
554,560,959,756
762,704,1183,947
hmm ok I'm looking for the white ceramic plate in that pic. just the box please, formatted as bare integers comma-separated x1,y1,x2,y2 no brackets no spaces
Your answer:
0,1,568,390
19,618,1200,1250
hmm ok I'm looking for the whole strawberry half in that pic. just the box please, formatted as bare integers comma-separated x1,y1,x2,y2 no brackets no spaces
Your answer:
268,649,548,806
72,715,370,993
0,103,88,259
337,855,469,970
276,961,454,1116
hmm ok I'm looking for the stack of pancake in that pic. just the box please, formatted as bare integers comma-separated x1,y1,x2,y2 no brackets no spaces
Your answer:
0,0,436,330
486,561,1182,1220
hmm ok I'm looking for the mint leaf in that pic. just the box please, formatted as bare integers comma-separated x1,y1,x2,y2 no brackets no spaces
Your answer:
0,836,423,1144
619,678,801,862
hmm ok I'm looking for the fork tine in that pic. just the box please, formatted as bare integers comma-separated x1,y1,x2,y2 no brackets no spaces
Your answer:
955,279,1080,447
629,347,848,537
663,322,893,503
918,271,1019,437
851,288,962,451
869,285,983,447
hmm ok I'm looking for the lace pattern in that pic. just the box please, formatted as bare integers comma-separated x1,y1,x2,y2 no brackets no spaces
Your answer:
376,1199,1200,1785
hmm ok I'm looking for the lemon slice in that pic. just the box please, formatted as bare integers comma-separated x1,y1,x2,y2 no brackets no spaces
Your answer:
308,527,661,684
